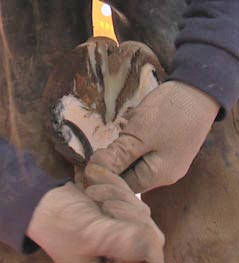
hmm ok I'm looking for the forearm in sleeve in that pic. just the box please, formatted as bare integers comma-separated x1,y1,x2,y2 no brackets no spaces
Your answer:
168,0,239,120
0,138,70,253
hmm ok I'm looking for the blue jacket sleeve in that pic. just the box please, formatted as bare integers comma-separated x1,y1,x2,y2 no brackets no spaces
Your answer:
0,138,70,253
168,0,239,120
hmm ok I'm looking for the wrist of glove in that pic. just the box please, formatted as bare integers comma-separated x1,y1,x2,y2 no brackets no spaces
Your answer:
26,164,164,263
86,81,220,193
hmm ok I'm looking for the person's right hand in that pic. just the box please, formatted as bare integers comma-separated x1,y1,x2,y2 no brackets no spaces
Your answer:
86,81,219,194
27,164,165,263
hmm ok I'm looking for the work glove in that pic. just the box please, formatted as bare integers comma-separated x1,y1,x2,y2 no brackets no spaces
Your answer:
86,81,220,193
27,164,164,263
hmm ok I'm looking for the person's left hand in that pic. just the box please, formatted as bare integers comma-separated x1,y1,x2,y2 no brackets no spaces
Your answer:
27,164,165,263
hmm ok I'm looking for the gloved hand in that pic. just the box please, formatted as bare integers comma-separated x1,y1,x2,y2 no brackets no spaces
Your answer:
27,164,164,263
86,81,220,193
